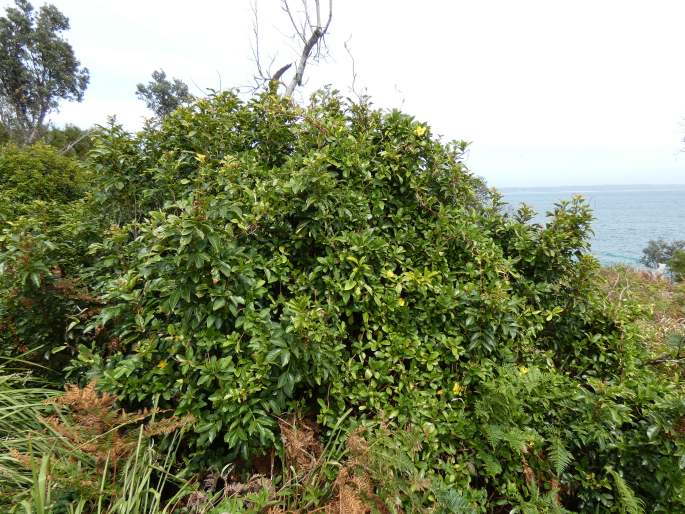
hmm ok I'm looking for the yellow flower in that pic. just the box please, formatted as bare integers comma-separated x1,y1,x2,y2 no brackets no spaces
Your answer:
414,125,427,137
157,360,168,369
452,382,464,395
398,297,406,306
519,366,529,375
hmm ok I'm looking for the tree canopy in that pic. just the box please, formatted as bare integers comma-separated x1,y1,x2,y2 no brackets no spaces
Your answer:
642,239,682,268
135,69,193,119
0,0,89,145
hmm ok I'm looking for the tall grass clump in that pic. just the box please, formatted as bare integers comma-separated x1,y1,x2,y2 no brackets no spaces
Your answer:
0,359,195,513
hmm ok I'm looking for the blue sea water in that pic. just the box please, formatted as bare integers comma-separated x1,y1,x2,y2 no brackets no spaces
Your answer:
499,185,685,266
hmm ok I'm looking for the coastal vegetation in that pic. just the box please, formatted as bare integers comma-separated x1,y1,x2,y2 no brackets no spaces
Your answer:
2,87,684,513
641,239,685,279
1,1,684,512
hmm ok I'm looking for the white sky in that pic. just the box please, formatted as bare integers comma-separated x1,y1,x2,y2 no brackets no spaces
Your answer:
3,0,685,187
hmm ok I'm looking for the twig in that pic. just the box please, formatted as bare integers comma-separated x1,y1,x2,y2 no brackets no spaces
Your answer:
60,129,95,155
344,37,361,100
648,354,685,365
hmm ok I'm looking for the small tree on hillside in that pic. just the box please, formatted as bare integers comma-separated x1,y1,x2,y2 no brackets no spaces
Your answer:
0,0,89,145
136,69,194,119
641,239,685,268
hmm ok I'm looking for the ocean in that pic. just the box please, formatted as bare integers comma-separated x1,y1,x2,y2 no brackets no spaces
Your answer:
499,184,685,266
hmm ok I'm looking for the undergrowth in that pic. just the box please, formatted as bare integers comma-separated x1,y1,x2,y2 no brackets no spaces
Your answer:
603,265,685,374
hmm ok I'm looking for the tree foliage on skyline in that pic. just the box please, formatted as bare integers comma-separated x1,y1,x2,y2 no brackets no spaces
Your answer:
0,0,89,145
135,69,194,119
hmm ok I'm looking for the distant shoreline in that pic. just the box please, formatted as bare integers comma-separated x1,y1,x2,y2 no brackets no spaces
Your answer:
500,185,684,266
497,183,685,192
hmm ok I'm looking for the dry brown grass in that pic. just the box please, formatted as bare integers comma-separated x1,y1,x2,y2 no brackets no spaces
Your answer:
191,420,420,513
12,381,193,474
321,428,390,514
278,415,324,475
602,266,685,357
232,419,381,514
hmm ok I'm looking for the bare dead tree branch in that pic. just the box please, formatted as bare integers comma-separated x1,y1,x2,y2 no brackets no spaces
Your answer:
250,0,333,97
344,36,364,101
284,1,307,44
60,128,95,155
284,0,333,97
251,2,265,79
272,63,292,83
250,1,278,91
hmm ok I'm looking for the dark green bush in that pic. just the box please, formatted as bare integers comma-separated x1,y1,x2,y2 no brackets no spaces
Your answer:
670,249,685,282
0,208,100,364
68,90,685,512
0,144,96,365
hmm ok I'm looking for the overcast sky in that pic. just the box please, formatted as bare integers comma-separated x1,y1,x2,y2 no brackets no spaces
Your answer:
3,0,685,187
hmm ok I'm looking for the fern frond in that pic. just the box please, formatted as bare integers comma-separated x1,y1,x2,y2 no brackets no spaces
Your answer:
434,486,475,513
548,436,573,476
485,424,505,449
480,452,502,477
485,425,530,454
540,489,572,514
608,469,645,514
504,427,530,454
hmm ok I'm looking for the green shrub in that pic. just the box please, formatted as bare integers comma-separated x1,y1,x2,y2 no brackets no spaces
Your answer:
670,249,685,282
0,208,100,364
0,143,85,215
0,144,97,365
74,90,685,512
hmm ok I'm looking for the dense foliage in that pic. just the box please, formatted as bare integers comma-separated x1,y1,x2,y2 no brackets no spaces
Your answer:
671,250,685,282
40,123,93,159
0,143,84,210
0,143,94,363
1,90,684,512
